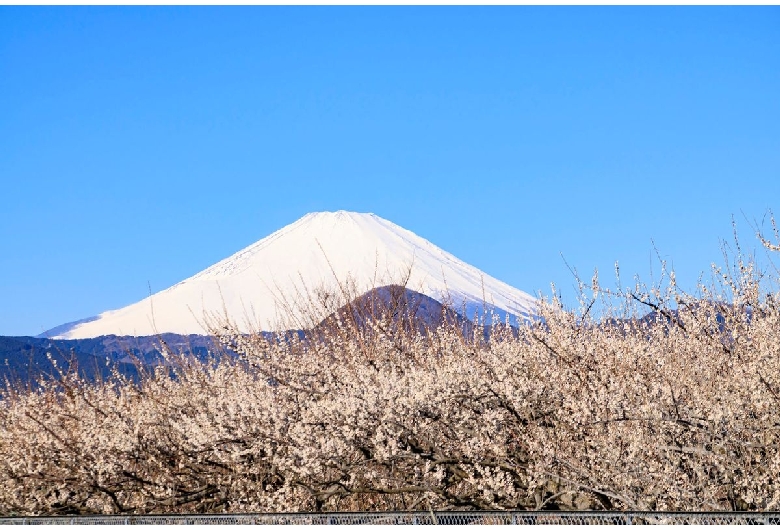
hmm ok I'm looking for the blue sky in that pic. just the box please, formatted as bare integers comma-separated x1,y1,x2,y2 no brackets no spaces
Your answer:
1,6,779,336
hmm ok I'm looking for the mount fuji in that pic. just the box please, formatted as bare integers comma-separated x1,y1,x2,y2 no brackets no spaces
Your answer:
44,211,538,339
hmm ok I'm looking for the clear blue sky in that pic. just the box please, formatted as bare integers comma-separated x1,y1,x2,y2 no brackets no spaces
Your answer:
1,6,778,336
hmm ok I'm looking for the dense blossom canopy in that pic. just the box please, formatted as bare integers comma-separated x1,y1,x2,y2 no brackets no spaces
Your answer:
1,229,779,515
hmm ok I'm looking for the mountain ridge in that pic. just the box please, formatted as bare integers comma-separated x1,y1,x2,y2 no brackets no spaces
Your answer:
44,211,537,339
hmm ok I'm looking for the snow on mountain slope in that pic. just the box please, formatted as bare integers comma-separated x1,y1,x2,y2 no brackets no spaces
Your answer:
48,211,538,339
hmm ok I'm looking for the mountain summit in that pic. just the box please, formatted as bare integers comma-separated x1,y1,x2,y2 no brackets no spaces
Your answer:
46,211,537,339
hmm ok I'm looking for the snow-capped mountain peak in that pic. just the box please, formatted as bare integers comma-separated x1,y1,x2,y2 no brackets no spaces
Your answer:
46,211,537,339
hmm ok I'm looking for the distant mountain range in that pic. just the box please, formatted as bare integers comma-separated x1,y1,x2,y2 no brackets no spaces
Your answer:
0,334,218,387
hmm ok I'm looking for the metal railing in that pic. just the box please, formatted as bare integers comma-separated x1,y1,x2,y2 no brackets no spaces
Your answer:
2,511,779,525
